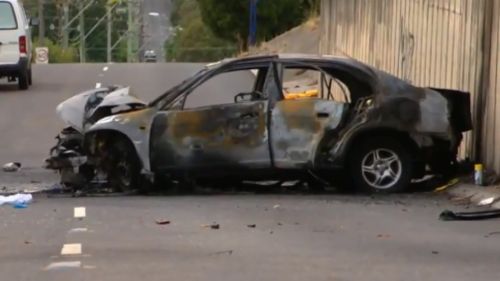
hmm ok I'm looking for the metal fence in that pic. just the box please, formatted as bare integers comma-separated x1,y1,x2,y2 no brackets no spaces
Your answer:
320,0,500,172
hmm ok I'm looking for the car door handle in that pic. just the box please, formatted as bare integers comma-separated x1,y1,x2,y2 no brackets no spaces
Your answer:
240,112,259,119
316,112,330,118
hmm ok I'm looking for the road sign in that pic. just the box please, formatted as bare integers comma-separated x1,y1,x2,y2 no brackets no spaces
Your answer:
35,47,49,64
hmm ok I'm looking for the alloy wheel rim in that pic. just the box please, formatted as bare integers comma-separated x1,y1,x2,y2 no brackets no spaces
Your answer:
361,148,402,190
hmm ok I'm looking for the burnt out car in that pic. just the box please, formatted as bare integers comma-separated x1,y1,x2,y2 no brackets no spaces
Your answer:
81,54,472,193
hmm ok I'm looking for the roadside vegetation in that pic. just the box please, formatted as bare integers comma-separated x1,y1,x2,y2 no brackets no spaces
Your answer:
22,0,129,63
166,0,320,62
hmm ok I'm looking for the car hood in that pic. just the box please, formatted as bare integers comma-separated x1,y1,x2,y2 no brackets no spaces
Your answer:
56,86,146,133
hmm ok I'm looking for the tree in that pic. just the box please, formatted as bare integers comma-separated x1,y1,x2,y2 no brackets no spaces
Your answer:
165,0,236,62
196,0,316,51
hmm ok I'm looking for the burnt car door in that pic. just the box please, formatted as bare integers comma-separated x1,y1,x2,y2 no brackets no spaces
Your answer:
270,62,348,168
150,65,273,171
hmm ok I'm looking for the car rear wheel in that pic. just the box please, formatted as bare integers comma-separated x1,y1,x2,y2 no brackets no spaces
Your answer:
18,71,28,90
349,137,413,193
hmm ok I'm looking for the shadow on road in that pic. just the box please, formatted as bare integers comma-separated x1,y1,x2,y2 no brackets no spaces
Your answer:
0,84,20,92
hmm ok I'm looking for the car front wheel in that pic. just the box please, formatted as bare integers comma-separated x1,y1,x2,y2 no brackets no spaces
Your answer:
108,138,141,192
349,137,413,193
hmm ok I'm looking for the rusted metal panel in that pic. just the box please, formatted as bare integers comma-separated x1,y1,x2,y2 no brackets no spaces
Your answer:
320,0,489,165
271,99,346,168
150,101,271,170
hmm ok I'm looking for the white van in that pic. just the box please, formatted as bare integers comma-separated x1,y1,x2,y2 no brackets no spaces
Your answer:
0,0,34,90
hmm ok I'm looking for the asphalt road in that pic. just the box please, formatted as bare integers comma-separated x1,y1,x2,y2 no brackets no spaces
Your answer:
1,194,500,281
142,0,172,62
1,63,499,281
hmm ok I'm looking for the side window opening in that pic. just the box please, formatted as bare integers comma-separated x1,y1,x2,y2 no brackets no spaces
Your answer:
281,67,350,103
182,68,264,109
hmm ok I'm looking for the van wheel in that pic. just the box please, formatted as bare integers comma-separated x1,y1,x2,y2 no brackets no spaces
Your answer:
28,68,32,85
18,71,29,90
349,137,413,193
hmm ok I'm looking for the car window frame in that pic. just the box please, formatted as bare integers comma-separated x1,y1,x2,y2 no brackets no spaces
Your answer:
0,1,19,30
170,62,272,111
276,60,351,103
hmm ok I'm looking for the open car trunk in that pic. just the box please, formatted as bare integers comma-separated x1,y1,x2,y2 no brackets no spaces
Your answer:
430,88,473,133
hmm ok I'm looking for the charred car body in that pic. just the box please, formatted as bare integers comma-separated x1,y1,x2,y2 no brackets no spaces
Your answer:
47,54,472,193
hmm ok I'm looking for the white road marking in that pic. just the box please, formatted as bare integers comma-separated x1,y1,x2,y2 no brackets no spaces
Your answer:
95,82,102,88
74,207,86,218
45,261,81,270
61,243,82,255
69,228,88,233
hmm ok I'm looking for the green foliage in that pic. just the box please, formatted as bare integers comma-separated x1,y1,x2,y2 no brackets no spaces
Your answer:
165,0,236,62
196,0,318,50
24,0,129,62
33,37,77,63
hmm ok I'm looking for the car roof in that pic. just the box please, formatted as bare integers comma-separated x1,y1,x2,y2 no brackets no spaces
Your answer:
207,53,375,71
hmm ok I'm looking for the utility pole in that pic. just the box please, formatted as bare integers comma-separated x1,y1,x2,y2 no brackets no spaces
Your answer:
107,4,113,62
79,1,86,63
127,0,134,62
62,3,69,49
38,0,45,46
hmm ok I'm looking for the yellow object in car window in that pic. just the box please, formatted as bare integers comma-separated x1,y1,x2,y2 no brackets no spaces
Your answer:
284,89,319,100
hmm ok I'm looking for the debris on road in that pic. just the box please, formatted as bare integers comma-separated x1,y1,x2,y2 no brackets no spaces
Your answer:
155,219,171,225
247,224,256,228
478,197,496,206
2,162,21,172
434,178,460,192
273,204,280,209
484,231,500,238
210,250,233,256
0,193,33,207
432,251,439,255
439,209,500,221
202,223,220,229
376,234,391,239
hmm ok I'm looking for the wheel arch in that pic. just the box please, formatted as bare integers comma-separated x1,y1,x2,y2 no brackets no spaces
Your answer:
85,129,143,170
339,128,423,171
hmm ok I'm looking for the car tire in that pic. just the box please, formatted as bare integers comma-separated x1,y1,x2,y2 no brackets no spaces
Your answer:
349,137,413,193
27,68,32,85
108,138,141,192
18,71,29,90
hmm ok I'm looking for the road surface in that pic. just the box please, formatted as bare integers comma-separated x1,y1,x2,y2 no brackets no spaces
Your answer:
142,0,172,62
0,64,499,281
1,193,500,281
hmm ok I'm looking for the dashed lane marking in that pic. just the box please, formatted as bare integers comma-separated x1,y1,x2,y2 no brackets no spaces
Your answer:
74,207,86,218
61,244,82,255
45,261,81,270
95,82,102,88
69,228,88,233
